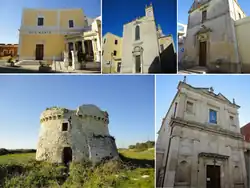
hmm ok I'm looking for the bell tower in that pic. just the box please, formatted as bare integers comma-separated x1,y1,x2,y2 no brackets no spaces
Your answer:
145,3,154,18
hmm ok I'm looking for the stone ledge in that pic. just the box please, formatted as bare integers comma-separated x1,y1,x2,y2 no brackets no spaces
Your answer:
170,117,243,140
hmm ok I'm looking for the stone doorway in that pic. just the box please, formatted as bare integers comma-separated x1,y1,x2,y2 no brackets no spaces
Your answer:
62,147,72,165
135,55,141,73
199,41,207,66
206,165,220,188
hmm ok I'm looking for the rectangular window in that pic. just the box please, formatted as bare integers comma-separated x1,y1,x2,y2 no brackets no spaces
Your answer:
104,38,106,43
186,101,193,113
69,20,74,28
160,44,164,52
209,109,217,124
238,13,241,19
230,116,235,126
37,17,44,26
202,10,207,22
113,50,117,56
102,50,104,56
62,122,68,131
115,40,118,45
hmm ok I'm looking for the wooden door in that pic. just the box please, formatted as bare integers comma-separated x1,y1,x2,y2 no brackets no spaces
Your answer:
199,41,206,66
35,44,44,60
135,55,141,73
206,165,220,188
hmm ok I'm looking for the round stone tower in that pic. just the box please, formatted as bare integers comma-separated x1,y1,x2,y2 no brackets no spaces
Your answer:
36,104,119,164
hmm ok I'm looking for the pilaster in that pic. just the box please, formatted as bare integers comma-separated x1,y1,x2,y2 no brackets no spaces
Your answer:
163,135,181,188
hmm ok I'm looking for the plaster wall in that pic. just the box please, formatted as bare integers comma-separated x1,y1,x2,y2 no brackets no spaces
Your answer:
121,16,160,73
235,17,250,73
183,0,240,72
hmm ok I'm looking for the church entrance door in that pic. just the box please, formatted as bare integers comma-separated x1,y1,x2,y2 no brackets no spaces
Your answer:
199,41,207,66
206,165,220,188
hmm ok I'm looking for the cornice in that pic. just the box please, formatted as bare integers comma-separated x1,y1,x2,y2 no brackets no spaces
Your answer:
170,117,243,140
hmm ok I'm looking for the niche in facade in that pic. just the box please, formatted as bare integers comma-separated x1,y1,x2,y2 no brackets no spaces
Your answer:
175,160,190,183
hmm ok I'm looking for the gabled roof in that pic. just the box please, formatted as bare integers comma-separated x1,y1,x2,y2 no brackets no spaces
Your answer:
178,81,240,108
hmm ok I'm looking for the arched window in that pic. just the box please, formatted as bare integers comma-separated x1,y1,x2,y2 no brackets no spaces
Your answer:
135,25,140,41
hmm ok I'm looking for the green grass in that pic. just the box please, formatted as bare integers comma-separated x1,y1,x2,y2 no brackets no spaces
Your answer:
0,153,35,164
0,149,154,188
119,148,154,160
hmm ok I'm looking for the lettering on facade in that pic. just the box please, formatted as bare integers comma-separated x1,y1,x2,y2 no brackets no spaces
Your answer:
28,31,52,34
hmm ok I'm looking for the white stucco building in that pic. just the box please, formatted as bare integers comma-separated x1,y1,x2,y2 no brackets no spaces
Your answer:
181,0,250,73
156,79,247,188
120,4,175,73
36,104,119,164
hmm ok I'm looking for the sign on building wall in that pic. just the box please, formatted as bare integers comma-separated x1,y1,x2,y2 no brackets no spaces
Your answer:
28,31,52,34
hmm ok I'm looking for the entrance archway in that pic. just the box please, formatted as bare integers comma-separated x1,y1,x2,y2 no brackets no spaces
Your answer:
62,147,72,165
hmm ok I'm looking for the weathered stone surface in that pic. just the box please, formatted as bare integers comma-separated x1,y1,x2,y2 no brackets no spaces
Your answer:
36,104,119,163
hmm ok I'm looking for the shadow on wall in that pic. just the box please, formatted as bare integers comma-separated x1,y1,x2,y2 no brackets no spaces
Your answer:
148,44,177,73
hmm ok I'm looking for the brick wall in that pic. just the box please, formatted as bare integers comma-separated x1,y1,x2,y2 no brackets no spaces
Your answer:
240,123,250,142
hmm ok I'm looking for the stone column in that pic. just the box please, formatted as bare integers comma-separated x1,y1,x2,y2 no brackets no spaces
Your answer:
191,139,200,187
163,135,180,188
227,146,233,188
132,55,135,73
82,39,85,53
140,52,143,73
71,50,80,70
239,148,248,188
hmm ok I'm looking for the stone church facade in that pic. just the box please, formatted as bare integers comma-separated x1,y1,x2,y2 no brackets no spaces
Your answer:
102,3,176,74
156,80,247,188
36,104,119,164
180,0,250,73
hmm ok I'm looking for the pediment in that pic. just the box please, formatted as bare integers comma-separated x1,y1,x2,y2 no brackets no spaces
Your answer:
195,25,212,35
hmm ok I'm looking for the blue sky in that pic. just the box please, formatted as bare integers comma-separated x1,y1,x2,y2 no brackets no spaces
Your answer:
103,0,177,45
0,0,100,44
178,0,250,24
0,75,155,149
156,75,250,137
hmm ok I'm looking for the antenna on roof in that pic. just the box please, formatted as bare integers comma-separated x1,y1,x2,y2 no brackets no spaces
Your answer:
183,76,187,83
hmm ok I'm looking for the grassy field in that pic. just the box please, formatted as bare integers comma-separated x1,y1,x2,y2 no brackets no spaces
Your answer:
0,149,154,188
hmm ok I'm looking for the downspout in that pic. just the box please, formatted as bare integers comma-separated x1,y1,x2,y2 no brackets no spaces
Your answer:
161,102,178,187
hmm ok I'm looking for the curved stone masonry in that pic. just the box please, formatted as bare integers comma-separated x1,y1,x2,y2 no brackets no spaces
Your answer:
36,104,118,164
40,107,109,124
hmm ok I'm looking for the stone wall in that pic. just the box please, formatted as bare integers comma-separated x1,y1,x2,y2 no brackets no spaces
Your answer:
88,135,119,163
235,16,250,73
183,0,240,72
163,121,247,188
121,16,160,73
36,104,119,164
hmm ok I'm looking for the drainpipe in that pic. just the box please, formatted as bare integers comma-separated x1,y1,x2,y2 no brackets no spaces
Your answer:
161,102,178,187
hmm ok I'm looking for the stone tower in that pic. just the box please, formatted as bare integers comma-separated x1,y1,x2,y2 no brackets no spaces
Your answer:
36,104,119,164
145,3,154,18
